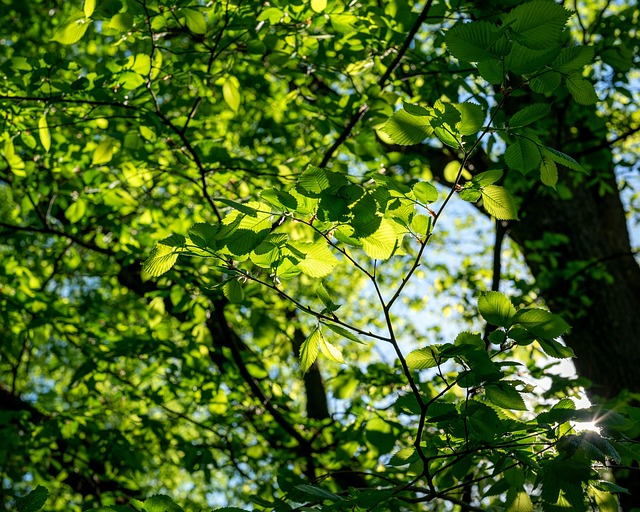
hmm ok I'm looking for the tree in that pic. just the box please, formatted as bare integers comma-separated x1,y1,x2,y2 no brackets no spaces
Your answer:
1,0,639,510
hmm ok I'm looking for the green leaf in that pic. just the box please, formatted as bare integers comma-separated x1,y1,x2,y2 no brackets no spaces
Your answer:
189,223,218,250
471,170,503,187
360,218,398,260
143,244,180,277
504,0,570,50
505,488,534,512
51,18,91,45
389,447,418,467
216,197,258,216
142,495,184,512
223,279,244,304
83,0,96,17
540,156,558,187
485,383,527,410
537,338,575,358
445,21,503,62
552,46,594,73
540,146,586,173
223,76,241,111
456,102,485,135
323,323,364,344
529,71,562,93
17,485,49,512
406,345,440,370
504,138,541,173
65,198,87,223
92,140,114,165
299,329,321,373
381,105,433,145
481,185,518,220
506,42,559,75
290,241,338,278
311,0,327,12
509,103,550,128
459,188,482,202
319,335,344,364
38,114,51,153
512,308,570,339
413,181,438,204
411,214,432,236
455,332,483,346
295,484,342,502
478,58,505,84
183,9,206,35
566,73,598,105
478,291,516,327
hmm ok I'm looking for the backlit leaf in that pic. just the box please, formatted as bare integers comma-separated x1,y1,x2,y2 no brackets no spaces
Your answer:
183,9,206,35
319,335,344,364
513,308,570,339
38,114,51,153
478,291,516,327
540,156,558,188
413,181,438,204
360,218,398,260
83,0,96,17
540,146,586,173
406,346,440,370
485,383,527,411
92,140,114,165
381,106,433,145
52,18,91,45
504,138,541,173
300,329,321,373
456,102,485,135
223,76,241,111
311,0,327,12
143,244,180,277
481,185,518,220
290,241,338,278
445,21,502,62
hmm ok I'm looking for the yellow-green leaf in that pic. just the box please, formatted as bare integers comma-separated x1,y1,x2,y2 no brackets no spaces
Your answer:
51,18,91,45
540,156,558,188
65,198,87,223
223,76,241,111
406,346,440,370
481,185,518,220
142,244,180,277
183,9,206,35
311,0,327,12
320,336,344,364
38,114,51,153
300,329,321,373
360,218,398,260
92,140,114,165
291,241,338,278
84,0,96,17
223,279,245,304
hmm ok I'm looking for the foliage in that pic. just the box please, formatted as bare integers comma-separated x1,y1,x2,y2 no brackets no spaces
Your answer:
1,0,639,511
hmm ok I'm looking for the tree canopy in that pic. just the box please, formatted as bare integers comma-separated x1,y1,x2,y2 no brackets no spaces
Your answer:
1,0,640,511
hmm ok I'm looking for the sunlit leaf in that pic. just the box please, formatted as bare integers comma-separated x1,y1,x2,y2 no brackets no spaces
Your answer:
38,114,51,152
478,291,516,327
300,329,321,373
481,185,518,220
406,346,440,370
